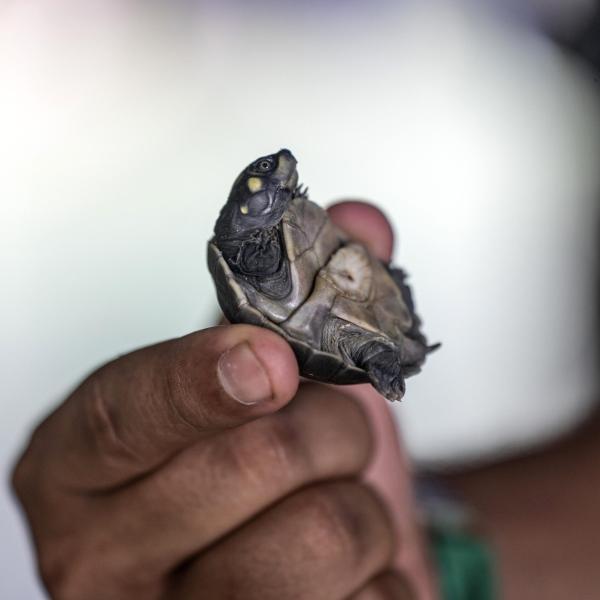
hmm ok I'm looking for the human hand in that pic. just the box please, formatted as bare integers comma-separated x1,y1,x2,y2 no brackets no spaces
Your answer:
12,203,432,600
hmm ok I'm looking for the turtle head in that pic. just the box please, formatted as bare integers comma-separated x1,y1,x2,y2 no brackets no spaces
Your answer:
214,148,299,242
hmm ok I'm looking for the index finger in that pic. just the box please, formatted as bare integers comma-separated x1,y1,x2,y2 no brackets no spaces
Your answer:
20,325,298,491
328,202,436,596
327,200,394,262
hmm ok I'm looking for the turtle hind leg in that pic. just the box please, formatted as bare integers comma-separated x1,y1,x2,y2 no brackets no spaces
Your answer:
322,317,408,401
365,337,440,400
363,347,406,401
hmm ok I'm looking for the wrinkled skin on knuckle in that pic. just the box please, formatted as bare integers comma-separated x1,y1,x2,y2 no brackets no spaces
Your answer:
160,341,209,431
79,340,203,473
298,482,396,581
38,533,162,600
37,539,94,600
160,332,244,432
80,374,142,473
11,427,61,524
215,414,308,491
299,483,375,567
165,482,394,600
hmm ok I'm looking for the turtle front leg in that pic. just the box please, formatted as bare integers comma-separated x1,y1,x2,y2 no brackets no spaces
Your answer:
322,317,425,401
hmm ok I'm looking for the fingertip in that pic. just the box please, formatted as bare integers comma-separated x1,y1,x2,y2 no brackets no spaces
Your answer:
327,200,395,262
206,324,299,409
245,326,300,406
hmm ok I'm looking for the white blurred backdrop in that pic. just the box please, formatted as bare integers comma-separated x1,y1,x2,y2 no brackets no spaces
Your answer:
2,0,600,597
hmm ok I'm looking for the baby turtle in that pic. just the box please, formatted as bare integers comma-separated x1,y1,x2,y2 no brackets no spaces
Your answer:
207,149,437,401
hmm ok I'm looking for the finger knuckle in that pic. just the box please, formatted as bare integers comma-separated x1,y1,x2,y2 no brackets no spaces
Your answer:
11,424,50,501
162,349,202,430
38,543,90,600
255,416,307,476
82,373,139,468
11,412,56,498
300,483,372,564
11,451,33,500
221,416,307,486
39,538,156,600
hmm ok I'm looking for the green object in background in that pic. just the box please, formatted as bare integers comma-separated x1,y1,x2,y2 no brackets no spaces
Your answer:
430,528,497,600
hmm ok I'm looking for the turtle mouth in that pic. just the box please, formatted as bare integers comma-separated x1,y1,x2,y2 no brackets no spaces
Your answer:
259,185,293,228
258,167,302,227
266,168,301,217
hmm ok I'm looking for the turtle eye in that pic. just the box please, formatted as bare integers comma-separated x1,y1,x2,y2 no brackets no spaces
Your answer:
253,158,275,173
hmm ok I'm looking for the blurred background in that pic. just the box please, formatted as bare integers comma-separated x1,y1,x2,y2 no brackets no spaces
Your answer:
2,0,600,597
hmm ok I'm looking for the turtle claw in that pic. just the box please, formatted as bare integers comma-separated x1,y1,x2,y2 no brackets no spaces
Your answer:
365,350,406,402
292,184,309,199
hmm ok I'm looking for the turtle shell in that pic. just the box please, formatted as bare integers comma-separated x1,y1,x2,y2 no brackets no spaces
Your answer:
207,197,419,385
208,241,368,384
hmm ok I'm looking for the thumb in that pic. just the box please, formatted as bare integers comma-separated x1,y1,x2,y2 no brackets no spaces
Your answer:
27,324,299,491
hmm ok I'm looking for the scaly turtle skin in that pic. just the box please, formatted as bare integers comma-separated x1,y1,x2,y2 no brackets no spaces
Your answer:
207,149,436,401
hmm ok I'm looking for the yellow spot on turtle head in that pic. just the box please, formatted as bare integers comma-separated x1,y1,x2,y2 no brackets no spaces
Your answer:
240,204,249,215
247,177,263,193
